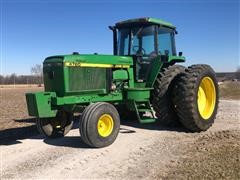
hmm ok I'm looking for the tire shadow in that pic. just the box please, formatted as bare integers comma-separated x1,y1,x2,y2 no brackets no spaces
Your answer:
43,136,90,148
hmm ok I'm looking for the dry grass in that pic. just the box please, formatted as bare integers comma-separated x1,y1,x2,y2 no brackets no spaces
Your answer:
219,81,240,100
0,84,43,88
0,87,43,131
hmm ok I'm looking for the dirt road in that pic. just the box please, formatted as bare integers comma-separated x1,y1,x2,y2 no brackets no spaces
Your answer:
1,100,240,179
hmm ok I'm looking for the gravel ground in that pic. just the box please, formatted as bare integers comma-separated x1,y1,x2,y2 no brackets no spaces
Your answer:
1,99,239,179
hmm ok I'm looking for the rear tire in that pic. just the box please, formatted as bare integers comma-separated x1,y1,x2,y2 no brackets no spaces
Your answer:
173,64,219,132
79,102,120,148
36,111,73,138
151,65,185,126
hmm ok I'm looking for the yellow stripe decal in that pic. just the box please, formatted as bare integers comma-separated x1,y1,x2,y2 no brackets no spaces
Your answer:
64,62,130,68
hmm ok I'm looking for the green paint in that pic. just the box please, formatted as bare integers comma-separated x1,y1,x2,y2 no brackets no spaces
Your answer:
52,92,123,106
146,56,163,87
113,69,129,80
116,17,175,28
168,55,185,63
26,92,57,118
125,87,153,102
45,54,133,65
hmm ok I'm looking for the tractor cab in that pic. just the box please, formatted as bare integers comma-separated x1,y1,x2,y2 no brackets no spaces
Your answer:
110,17,177,82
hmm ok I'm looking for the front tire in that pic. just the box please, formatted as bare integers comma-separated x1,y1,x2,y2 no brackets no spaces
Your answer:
36,111,73,138
173,64,219,132
79,102,120,148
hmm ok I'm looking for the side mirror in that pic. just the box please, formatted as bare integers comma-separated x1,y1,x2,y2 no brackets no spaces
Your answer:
164,50,169,56
108,26,114,31
178,52,183,56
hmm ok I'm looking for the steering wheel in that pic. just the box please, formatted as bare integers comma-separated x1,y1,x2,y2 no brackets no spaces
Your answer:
149,51,158,59
132,46,146,56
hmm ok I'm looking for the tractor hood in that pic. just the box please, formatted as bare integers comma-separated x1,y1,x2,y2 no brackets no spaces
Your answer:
42,54,133,97
44,54,133,67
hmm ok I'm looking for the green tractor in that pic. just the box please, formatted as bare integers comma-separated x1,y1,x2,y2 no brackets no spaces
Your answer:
26,17,219,148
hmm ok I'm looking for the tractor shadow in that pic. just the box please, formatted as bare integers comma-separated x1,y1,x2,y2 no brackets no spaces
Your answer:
43,137,90,148
43,121,136,148
43,118,187,149
120,118,187,132
1,116,81,146
1,116,187,148
1,117,90,149
43,120,90,148
0,118,40,146
43,123,136,148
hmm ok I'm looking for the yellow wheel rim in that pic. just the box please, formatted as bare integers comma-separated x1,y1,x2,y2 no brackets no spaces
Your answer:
197,77,216,120
97,114,114,137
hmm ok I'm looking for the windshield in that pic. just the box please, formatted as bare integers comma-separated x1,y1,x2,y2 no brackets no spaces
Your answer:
118,28,130,56
118,26,156,56
117,25,175,56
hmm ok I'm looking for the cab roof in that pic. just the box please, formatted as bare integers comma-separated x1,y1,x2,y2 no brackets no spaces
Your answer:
115,17,175,29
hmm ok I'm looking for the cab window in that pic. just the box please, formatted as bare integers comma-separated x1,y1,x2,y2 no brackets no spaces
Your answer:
158,27,175,55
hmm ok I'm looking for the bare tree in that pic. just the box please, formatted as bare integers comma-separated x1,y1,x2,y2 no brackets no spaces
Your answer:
31,64,43,86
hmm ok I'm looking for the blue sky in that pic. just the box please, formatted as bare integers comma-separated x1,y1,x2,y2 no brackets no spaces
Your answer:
0,0,239,75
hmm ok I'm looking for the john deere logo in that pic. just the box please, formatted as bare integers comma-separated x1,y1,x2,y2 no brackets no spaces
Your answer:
65,62,82,67
64,62,130,68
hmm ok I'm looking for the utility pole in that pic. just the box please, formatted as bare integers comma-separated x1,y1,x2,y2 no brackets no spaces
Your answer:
14,75,15,88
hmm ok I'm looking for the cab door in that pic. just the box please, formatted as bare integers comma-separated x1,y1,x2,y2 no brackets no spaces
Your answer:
130,25,158,82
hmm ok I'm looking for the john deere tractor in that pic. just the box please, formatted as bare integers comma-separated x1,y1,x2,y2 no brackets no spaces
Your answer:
26,18,219,148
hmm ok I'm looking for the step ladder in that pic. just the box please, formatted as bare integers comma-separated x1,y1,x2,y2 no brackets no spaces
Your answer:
133,101,156,124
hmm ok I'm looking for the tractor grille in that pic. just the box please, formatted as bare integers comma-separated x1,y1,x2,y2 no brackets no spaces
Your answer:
68,67,107,92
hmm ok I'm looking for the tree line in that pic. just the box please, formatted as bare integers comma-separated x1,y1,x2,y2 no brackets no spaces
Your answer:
0,64,43,85
0,74,43,85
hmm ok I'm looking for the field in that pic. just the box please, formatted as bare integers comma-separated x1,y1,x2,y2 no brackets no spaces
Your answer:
1,82,240,179
0,86,43,142
219,81,240,100
0,84,41,88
